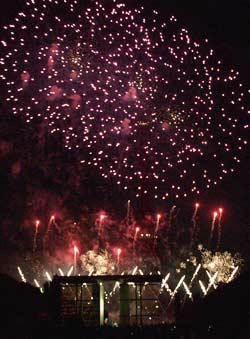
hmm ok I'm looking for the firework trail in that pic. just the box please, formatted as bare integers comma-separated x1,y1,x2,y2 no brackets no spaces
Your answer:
206,270,217,289
34,279,41,288
45,271,52,282
190,263,201,286
206,271,218,294
191,203,199,245
67,266,74,277
58,268,64,276
17,266,26,283
73,245,79,275
182,263,201,304
126,200,131,226
98,214,105,238
209,212,218,247
1,0,248,201
199,280,207,296
154,214,161,235
160,273,172,295
183,281,193,301
228,266,239,283
167,275,185,309
33,220,40,252
117,248,121,273
217,208,223,249
154,213,161,248
133,227,140,255
43,215,55,248
132,266,138,275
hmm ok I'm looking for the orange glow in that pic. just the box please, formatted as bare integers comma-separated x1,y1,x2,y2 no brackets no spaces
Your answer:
219,208,223,214
195,203,200,208
157,213,161,219
135,227,140,233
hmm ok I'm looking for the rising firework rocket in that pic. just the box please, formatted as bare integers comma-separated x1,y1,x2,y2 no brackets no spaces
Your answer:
126,200,131,225
117,248,122,273
155,214,161,235
44,215,55,247
209,211,218,247
98,214,105,237
33,220,40,252
192,203,199,224
73,245,79,275
133,227,140,255
217,208,223,249
191,203,200,244
153,213,161,249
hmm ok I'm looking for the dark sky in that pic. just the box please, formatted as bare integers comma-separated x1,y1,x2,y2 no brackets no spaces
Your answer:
0,0,249,251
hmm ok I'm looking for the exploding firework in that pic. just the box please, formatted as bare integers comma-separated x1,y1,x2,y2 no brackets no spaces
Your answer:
0,0,248,200
200,246,243,283
80,250,116,275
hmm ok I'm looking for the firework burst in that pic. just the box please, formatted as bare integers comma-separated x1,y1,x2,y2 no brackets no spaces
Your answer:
0,0,248,200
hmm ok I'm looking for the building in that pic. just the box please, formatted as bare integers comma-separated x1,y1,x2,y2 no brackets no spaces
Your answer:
47,274,163,326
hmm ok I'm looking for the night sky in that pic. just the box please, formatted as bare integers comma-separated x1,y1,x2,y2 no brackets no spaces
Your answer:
0,0,249,257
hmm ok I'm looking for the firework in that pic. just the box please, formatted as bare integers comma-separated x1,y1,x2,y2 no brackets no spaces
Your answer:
183,281,193,301
17,266,26,283
126,200,131,226
199,280,207,296
217,208,223,249
227,266,239,283
190,263,201,286
206,271,218,294
209,212,218,247
171,275,186,300
206,270,217,289
155,214,161,234
45,271,52,282
1,0,248,201
73,245,79,275
44,215,56,247
132,266,138,275
133,226,140,254
58,268,64,276
33,220,40,252
67,266,74,277
80,250,115,275
201,249,243,283
34,279,40,288
98,214,106,237
117,248,121,271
